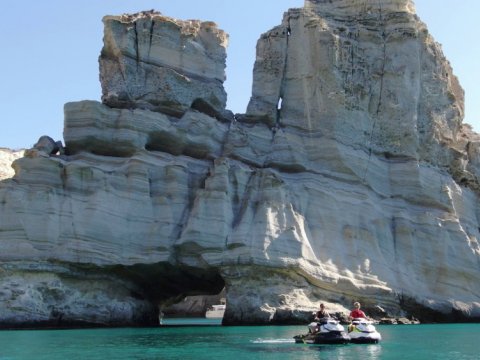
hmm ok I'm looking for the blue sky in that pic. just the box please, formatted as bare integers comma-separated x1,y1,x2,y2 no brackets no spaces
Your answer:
0,1,477,149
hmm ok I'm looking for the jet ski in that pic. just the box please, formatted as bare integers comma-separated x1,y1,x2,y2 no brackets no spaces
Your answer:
347,318,382,343
294,318,350,344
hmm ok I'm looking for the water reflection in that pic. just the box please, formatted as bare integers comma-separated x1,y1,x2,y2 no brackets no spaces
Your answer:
307,344,383,360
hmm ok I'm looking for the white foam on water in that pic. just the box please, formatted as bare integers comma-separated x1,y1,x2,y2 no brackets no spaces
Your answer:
252,338,295,344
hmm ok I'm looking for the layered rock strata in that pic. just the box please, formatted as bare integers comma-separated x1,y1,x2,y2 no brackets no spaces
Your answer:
1,1,480,327
100,11,230,120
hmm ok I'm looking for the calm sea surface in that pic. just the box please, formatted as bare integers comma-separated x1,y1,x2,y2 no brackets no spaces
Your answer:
0,319,478,360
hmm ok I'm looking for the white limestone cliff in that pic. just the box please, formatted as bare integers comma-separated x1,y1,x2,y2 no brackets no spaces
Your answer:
100,11,230,120
304,0,416,15
0,148,24,180
1,2,480,327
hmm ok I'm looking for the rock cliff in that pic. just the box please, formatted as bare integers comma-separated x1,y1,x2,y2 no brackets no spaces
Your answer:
0,148,24,181
1,1,480,327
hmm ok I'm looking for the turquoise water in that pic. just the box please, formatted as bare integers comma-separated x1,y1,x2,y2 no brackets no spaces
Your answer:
0,320,479,360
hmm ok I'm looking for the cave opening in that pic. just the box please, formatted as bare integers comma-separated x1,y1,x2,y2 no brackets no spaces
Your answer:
110,263,226,323
161,287,227,323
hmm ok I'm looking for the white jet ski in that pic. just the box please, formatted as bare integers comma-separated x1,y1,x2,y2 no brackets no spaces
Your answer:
348,318,382,344
294,318,350,344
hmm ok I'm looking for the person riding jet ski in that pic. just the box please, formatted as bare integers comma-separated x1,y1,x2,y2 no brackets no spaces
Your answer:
294,304,350,344
347,302,382,343
349,302,367,320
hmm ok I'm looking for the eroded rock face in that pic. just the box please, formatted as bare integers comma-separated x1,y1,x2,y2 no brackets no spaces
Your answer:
0,148,24,180
246,0,464,166
304,0,416,15
1,2,480,327
100,11,229,119
0,264,158,328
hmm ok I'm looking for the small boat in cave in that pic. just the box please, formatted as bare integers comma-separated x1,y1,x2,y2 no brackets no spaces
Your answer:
205,299,226,319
